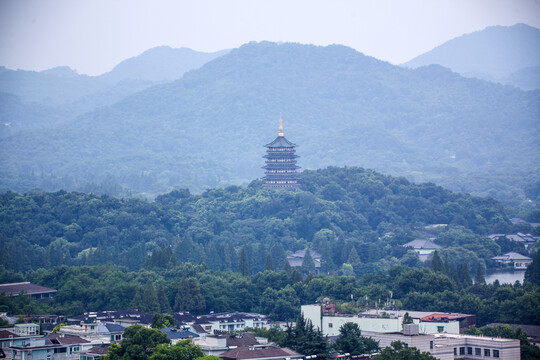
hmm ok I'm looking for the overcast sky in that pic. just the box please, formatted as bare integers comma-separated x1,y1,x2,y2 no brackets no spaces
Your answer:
1,0,539,76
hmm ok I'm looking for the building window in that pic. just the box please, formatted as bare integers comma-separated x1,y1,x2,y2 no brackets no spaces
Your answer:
460,347,465,355
404,344,408,349
493,350,499,358
475,348,481,356
484,349,491,357
430,341,433,349
437,326,444,333
467,347,472,355
328,323,333,328
454,348,457,355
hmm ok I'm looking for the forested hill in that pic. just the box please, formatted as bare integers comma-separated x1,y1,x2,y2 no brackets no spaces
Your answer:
1,42,538,208
1,166,523,276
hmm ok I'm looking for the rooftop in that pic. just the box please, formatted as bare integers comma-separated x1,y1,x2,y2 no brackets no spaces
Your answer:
401,239,441,250
265,135,297,148
491,252,532,261
0,282,57,296
220,346,302,360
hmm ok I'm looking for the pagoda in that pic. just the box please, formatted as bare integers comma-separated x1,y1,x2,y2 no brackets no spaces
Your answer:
263,114,300,190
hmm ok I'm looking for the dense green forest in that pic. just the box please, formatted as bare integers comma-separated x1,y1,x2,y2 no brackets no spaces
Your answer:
1,167,532,276
1,260,539,326
1,167,539,329
1,42,539,208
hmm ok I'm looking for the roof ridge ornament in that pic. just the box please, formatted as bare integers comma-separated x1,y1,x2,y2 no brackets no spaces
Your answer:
278,113,284,137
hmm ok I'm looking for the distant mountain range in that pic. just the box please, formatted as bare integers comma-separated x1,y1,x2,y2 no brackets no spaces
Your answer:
0,47,229,135
1,41,538,208
403,23,540,90
100,46,230,83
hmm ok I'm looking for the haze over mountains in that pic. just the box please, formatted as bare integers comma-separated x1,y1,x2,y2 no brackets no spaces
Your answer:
0,47,229,136
0,25,539,209
403,23,540,90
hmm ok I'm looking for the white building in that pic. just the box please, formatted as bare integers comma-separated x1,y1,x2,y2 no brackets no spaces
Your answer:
301,305,475,336
194,313,270,334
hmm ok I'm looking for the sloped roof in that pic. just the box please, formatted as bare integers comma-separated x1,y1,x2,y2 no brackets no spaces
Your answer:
105,323,125,333
288,249,322,259
160,327,199,339
221,346,301,360
491,252,532,261
226,333,258,347
264,136,297,148
402,239,441,250
88,344,110,355
0,330,19,339
0,282,56,296
191,324,206,333
47,334,90,345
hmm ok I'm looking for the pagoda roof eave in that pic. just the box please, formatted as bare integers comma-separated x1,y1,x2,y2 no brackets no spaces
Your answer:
264,136,297,147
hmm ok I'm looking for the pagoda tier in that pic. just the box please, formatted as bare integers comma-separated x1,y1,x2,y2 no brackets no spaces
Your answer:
262,115,300,190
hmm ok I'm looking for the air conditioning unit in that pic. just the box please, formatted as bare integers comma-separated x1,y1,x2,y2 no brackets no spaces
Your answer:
403,324,419,336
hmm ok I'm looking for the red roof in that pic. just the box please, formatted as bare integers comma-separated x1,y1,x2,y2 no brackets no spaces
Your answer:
421,313,472,322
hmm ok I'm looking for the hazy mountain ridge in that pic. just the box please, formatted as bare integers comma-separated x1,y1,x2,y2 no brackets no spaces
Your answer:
1,41,538,205
500,66,540,91
99,46,230,83
0,46,230,137
403,23,540,89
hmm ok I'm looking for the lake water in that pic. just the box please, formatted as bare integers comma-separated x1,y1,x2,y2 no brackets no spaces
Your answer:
484,270,525,284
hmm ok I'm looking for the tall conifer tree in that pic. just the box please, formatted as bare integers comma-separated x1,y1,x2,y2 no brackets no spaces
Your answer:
265,253,275,271
238,247,250,276
301,249,316,274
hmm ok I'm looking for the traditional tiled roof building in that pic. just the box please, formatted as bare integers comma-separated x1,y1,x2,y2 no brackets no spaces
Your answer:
263,115,300,190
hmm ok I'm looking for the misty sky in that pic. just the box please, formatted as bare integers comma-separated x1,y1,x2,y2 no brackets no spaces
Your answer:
1,0,539,76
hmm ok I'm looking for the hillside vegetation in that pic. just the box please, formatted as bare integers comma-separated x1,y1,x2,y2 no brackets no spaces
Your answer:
1,166,528,276
1,42,538,208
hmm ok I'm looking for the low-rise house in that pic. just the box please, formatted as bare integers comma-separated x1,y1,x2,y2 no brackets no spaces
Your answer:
1,330,23,358
220,346,303,360
0,282,57,300
194,312,270,334
491,252,533,270
79,344,110,360
195,333,268,356
56,321,125,344
9,334,91,360
286,250,321,273
489,233,539,248
401,239,442,262
302,304,475,336
160,328,199,344
25,315,66,326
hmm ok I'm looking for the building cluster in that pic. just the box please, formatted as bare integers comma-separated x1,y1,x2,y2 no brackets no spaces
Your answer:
0,309,276,360
302,304,524,360
1,277,539,360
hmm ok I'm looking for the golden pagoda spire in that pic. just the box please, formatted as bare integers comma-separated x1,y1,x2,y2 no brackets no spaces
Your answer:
278,113,284,136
